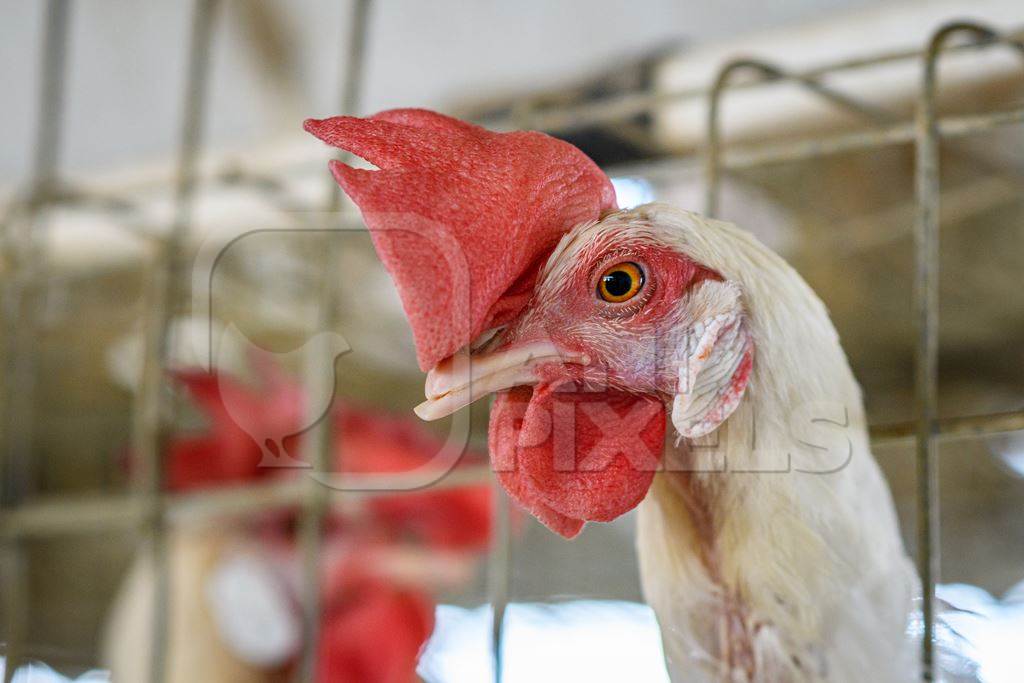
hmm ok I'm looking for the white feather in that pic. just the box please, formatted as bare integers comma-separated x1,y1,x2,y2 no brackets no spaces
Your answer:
555,204,918,682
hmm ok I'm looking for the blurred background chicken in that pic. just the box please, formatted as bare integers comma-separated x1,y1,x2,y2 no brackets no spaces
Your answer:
102,358,492,682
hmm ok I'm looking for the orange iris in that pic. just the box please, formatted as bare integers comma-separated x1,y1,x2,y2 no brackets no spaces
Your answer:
598,262,644,303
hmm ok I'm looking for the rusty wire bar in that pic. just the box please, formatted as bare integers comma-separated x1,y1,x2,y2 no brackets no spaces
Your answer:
1,400,1022,542
0,547,27,683
503,28,1024,135
487,483,511,683
913,20,1024,681
295,1,371,681
1,2,71,681
718,106,1024,170
129,1,219,681
25,102,1017,234
703,56,903,217
0,464,495,540
5,26,1018,205
480,99,555,683
704,60,769,218
0,0,72,517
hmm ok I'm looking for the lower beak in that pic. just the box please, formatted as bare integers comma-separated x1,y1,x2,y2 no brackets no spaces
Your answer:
414,341,589,421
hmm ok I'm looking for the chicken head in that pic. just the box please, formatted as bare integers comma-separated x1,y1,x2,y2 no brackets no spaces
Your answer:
306,112,753,538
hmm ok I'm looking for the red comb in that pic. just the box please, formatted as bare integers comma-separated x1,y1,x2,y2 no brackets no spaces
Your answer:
304,109,616,371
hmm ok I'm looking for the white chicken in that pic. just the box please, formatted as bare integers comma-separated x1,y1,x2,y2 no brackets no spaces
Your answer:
305,109,919,682
628,207,919,681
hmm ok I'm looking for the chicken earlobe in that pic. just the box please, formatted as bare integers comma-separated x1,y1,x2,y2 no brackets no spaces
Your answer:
670,282,754,439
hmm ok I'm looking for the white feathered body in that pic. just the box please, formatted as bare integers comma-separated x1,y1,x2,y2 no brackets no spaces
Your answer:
631,206,918,682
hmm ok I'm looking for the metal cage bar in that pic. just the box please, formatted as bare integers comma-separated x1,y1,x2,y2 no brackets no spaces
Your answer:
913,21,1024,680
1,2,72,681
504,28,1024,135
0,465,494,540
703,56,901,218
719,107,1024,170
129,1,220,681
295,1,371,681
1,404,1022,540
487,483,512,683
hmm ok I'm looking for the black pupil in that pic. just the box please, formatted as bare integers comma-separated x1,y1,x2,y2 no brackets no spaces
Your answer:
602,270,634,297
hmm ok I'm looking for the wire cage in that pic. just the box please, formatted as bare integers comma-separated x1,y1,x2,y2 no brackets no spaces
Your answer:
1,1,1023,681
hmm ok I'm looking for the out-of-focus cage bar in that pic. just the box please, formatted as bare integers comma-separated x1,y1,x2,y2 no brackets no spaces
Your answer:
296,1,370,680
131,1,220,681
913,22,1024,680
1,4,1023,682
3,407,1021,537
1,1,72,682
491,27,1024,135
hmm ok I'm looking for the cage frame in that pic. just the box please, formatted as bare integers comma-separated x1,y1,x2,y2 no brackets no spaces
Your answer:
0,2,1023,682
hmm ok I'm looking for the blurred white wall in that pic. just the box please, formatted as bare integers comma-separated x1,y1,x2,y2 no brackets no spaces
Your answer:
1,0,888,185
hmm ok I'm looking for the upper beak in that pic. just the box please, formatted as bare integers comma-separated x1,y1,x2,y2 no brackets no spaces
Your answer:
414,341,589,421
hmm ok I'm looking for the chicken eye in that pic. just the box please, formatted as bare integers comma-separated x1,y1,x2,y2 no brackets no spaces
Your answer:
598,262,645,303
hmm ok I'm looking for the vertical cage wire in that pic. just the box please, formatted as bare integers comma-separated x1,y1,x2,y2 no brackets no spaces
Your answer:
295,2,372,681
0,547,27,683
912,25,952,681
487,483,512,683
1,2,71,681
0,0,71,530
130,1,219,681
480,99,549,683
914,21,1024,680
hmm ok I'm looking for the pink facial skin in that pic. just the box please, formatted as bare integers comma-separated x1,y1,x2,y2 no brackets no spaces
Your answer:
501,242,722,398
486,243,723,538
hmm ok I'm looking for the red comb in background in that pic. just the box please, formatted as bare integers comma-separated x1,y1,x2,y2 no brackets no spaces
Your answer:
334,408,492,549
304,109,616,371
317,584,433,683
166,364,492,551
167,369,302,490
162,362,493,682
318,566,435,683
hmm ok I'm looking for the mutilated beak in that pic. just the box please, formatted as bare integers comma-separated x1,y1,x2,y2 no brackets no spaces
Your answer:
414,341,589,421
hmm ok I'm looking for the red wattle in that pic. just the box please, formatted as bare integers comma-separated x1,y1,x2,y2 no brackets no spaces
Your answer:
489,384,665,538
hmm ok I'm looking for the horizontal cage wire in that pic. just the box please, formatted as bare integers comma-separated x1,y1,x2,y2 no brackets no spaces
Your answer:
1,3,1023,682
